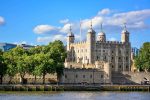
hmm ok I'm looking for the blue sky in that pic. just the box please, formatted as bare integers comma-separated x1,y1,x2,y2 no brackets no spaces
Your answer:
0,0,150,48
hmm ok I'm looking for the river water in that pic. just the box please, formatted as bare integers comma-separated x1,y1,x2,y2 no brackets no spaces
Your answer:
0,91,150,100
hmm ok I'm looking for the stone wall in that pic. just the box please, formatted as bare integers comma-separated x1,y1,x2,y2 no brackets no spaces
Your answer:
2,74,57,84
112,71,150,84
60,68,111,84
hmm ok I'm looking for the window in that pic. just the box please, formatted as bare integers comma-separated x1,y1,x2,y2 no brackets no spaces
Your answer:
104,56,106,60
101,75,103,78
76,74,78,78
119,57,121,60
97,56,99,60
126,65,128,69
85,49,87,52
90,75,92,78
85,56,87,60
111,57,114,60
83,75,85,78
112,65,114,68
126,57,128,61
70,65,72,68
119,65,121,68
119,50,121,54
65,74,67,78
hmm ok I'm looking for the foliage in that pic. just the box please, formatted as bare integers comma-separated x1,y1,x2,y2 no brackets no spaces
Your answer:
0,49,7,84
1,40,66,84
135,42,150,71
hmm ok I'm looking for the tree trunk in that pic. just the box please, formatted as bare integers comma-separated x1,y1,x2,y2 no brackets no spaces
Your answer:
42,74,45,84
8,76,13,84
0,75,3,84
57,74,60,84
20,74,25,84
34,75,37,84
145,68,148,73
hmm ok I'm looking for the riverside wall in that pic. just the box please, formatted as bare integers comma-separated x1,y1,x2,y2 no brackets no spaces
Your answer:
0,85,149,92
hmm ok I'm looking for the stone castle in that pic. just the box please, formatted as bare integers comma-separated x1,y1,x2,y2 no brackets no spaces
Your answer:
60,23,131,84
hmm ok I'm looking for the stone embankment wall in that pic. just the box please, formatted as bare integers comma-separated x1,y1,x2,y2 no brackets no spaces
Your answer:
112,71,150,84
2,74,57,84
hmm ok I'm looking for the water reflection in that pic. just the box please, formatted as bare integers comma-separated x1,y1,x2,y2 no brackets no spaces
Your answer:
0,91,150,100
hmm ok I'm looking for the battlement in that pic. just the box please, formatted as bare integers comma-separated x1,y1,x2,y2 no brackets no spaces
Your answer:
70,41,87,46
64,62,96,69
96,41,124,45
64,68,102,71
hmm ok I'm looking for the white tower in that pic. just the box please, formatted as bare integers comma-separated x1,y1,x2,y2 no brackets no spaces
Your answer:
121,23,130,43
86,21,96,64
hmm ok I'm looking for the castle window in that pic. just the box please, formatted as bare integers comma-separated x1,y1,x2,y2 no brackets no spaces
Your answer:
111,57,114,60
85,49,87,52
97,56,99,60
65,74,67,78
119,57,121,60
101,75,103,78
90,75,92,78
83,75,85,78
104,56,106,60
112,65,114,68
103,50,105,52
119,65,121,68
126,57,128,61
126,65,128,69
70,65,72,68
112,51,114,54
76,75,78,78
119,50,121,54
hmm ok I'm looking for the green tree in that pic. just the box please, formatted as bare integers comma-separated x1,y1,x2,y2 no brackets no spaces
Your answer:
48,40,66,82
34,53,55,84
135,42,150,72
3,51,17,83
0,49,7,84
11,46,29,84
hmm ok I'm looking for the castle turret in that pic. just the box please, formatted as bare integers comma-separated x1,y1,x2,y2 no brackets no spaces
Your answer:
97,23,106,42
67,25,74,51
121,23,130,43
86,21,96,64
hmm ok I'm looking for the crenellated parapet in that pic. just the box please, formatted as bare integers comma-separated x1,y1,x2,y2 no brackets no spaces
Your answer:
96,41,124,45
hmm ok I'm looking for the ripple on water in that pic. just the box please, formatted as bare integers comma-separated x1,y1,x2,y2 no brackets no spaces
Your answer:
0,91,150,100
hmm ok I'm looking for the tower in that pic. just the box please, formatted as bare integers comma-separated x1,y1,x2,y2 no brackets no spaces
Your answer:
121,23,130,43
67,25,75,51
97,23,106,42
86,21,96,64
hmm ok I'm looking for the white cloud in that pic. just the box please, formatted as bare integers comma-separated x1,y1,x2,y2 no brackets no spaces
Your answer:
98,8,111,15
33,25,59,34
34,9,150,43
37,34,66,43
0,16,5,25
59,23,71,33
60,19,69,24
